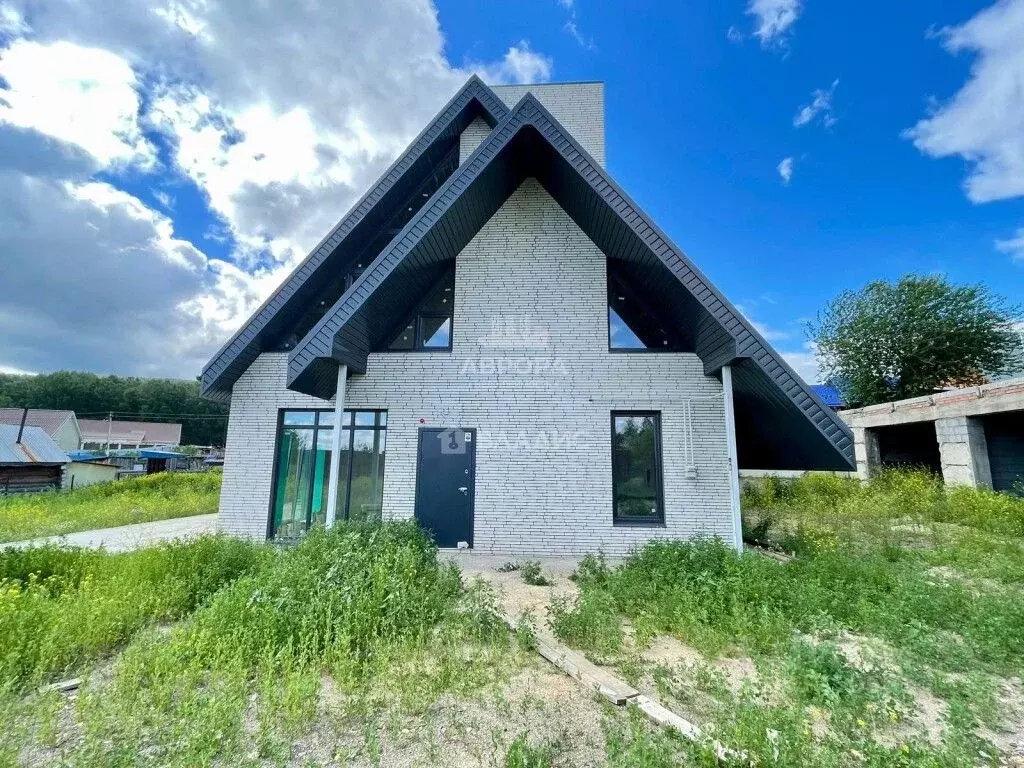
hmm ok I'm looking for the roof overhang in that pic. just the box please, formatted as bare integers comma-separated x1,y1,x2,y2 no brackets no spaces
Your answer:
284,90,853,471
199,76,509,402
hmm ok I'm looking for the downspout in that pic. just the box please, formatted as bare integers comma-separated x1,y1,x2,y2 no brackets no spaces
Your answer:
324,364,348,528
721,365,743,553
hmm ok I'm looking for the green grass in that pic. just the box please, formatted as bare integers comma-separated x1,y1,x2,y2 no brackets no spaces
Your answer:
552,470,1024,766
1,522,519,767
0,536,268,692
0,471,222,543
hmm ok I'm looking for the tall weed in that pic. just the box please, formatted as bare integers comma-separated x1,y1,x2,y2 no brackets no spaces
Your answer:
72,522,515,765
0,471,222,543
0,535,267,691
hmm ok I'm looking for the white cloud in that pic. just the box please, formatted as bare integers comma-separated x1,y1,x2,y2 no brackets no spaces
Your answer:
747,0,802,47
782,343,822,384
726,25,745,43
556,0,595,50
904,0,1024,203
0,3,28,34
0,39,155,168
777,156,794,184
995,227,1024,261
0,149,255,376
736,304,791,342
474,42,554,84
793,79,839,128
0,0,555,377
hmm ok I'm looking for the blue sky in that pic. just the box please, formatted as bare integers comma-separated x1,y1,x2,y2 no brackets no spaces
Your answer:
439,0,1024,376
0,0,1021,381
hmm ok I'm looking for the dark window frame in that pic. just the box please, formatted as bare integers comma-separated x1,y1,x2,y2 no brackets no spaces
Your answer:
610,410,666,526
384,267,455,352
267,407,387,539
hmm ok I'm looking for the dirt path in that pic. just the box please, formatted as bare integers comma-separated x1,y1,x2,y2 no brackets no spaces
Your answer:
447,553,582,638
2,513,220,552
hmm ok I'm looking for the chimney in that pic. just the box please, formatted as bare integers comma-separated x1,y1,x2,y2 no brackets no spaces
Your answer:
16,408,28,444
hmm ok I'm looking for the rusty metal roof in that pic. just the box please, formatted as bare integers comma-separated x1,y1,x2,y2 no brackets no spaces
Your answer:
0,424,71,465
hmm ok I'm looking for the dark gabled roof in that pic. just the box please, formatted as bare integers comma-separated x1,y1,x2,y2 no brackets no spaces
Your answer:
285,90,853,470
200,75,509,401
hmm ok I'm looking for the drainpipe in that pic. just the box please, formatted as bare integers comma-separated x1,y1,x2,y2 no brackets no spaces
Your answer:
15,408,27,444
324,364,348,529
721,365,743,554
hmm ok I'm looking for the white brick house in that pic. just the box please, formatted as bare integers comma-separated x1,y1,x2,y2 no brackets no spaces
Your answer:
202,78,853,554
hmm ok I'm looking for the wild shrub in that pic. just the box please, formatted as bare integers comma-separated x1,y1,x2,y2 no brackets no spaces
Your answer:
0,535,267,691
548,589,622,658
73,522,514,764
504,732,558,768
552,538,1024,672
571,552,610,585
519,560,551,586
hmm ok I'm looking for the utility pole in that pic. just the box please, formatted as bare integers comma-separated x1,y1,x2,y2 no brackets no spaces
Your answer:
106,411,112,453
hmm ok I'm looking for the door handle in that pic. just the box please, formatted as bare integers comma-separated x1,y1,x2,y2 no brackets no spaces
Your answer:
458,486,468,495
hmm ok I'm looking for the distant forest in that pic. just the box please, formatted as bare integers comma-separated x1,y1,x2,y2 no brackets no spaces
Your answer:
0,371,229,446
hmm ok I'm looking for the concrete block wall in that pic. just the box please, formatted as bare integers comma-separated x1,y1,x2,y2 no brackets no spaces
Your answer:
936,416,992,488
220,179,734,553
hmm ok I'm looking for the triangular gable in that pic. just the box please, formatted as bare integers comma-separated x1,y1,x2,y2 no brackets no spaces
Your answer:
199,76,509,401
285,91,854,471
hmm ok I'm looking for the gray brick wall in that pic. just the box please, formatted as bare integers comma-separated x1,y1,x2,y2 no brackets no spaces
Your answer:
220,179,733,553
459,117,492,163
491,82,605,166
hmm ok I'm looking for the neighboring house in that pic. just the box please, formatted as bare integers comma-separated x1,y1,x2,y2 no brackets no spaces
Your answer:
0,423,70,494
65,452,120,489
77,419,182,450
0,408,81,453
810,384,846,411
201,77,853,553
840,377,1024,495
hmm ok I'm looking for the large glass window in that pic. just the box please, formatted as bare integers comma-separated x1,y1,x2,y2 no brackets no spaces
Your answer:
611,412,664,524
608,261,687,352
270,409,387,538
387,269,454,351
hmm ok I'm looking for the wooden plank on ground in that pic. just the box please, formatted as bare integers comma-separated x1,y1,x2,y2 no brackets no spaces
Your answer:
502,612,638,705
534,634,639,705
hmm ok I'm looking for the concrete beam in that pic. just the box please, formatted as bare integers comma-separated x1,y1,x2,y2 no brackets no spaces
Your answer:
840,379,1024,430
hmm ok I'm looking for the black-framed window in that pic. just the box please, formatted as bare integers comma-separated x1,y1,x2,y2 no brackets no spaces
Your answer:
270,409,387,538
387,269,454,351
611,411,665,525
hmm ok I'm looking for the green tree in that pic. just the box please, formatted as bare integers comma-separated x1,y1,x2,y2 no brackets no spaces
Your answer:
808,275,1019,406
0,372,229,446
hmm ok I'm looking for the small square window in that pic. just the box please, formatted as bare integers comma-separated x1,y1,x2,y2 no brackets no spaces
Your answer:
420,316,451,348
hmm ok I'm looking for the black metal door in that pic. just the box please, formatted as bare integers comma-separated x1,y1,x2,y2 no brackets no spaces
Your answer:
415,427,476,548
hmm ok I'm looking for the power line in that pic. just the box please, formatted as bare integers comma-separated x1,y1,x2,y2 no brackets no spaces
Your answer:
74,411,229,419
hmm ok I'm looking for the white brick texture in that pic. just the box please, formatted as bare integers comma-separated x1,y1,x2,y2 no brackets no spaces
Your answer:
220,179,733,553
491,82,605,166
